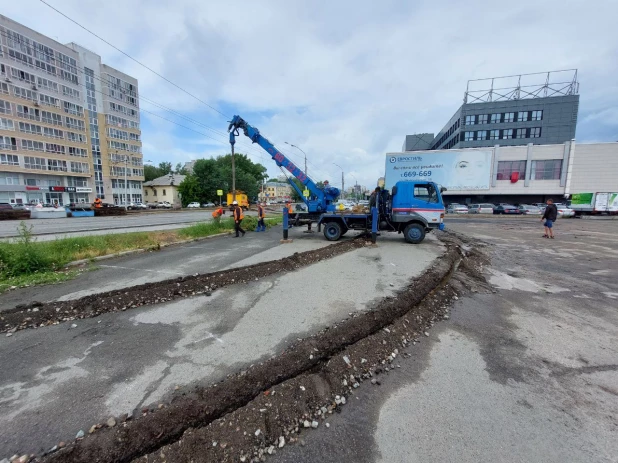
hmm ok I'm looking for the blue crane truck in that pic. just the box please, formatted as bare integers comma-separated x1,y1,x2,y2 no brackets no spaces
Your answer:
227,115,446,244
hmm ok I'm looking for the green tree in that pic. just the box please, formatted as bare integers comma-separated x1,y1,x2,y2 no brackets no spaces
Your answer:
144,162,174,182
174,162,188,175
177,175,203,206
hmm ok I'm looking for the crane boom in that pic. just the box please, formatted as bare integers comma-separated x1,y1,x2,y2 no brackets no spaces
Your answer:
228,115,340,213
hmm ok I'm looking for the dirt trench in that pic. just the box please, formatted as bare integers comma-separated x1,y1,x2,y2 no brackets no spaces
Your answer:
37,233,489,463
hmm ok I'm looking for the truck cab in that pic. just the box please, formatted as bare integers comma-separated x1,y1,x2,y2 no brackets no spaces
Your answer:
317,181,445,244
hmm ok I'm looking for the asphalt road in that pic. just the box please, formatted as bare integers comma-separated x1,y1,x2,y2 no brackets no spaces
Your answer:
0,227,442,456
0,209,260,240
272,217,618,463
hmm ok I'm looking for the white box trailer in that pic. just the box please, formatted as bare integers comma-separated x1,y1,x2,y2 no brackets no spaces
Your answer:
568,192,618,216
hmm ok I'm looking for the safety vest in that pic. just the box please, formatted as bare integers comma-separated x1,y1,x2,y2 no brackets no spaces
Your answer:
287,204,293,214
234,206,244,221
257,206,264,218
212,208,222,218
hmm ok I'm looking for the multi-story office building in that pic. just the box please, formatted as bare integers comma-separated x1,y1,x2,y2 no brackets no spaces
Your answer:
402,71,580,152
0,14,143,206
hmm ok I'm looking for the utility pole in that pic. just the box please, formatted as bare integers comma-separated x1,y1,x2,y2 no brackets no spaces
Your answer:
229,131,236,202
333,163,344,199
285,142,307,176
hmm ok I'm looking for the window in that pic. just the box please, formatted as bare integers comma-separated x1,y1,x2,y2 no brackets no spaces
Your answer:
17,105,41,121
163,189,167,196
0,100,11,115
465,115,475,125
65,117,85,130
413,184,438,203
531,160,562,180
0,118,14,130
42,111,63,126
476,130,487,140
502,129,514,139
504,112,515,123
70,161,89,173
18,122,42,135
68,147,87,157
464,131,475,141
43,127,64,139
63,101,83,116
530,127,541,138
531,110,543,121
153,189,157,196
13,86,37,102
62,85,80,99
0,175,20,185
145,190,148,197
516,128,527,139
489,130,500,140
67,131,86,143
1,136,17,150
47,159,68,171
11,68,36,84
24,156,46,170
0,154,19,165
38,77,59,93
517,111,529,122
496,161,526,180
21,139,44,151
45,143,65,154
478,114,488,124
0,82,9,95
490,113,501,124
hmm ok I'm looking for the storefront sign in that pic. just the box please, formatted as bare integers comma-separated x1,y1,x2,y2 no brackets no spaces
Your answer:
76,187,93,193
48,186,77,192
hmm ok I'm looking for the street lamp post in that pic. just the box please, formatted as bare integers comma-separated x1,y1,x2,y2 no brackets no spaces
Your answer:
285,142,307,175
333,163,344,199
349,173,358,201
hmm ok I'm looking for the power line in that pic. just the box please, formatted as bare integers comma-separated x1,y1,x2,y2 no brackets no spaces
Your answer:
39,0,228,119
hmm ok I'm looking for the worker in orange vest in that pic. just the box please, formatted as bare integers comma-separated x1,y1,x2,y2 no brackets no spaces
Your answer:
94,197,102,208
256,202,266,232
211,206,225,223
232,200,245,237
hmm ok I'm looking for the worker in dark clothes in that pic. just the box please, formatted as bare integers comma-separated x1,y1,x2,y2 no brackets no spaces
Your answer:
232,200,246,237
369,187,381,210
541,198,558,239
256,202,266,232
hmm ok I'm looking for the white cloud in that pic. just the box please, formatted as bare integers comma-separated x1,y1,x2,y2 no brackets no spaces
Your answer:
3,0,617,187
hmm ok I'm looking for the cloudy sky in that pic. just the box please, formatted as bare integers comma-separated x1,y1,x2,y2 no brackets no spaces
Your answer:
4,0,617,189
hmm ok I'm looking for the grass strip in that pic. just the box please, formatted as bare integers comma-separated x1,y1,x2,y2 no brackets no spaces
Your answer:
0,216,282,292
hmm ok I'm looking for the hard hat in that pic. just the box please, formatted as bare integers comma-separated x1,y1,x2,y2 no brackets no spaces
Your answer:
232,200,238,205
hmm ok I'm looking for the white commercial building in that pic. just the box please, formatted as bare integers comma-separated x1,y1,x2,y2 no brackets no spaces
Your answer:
386,141,618,204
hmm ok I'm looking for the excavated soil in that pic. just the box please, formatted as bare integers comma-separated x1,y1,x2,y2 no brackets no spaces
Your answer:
37,232,489,463
1,239,364,334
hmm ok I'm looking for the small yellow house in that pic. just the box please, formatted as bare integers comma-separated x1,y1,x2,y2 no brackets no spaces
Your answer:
143,174,185,208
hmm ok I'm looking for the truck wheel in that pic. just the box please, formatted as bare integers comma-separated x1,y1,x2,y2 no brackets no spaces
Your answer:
404,223,425,244
323,222,343,241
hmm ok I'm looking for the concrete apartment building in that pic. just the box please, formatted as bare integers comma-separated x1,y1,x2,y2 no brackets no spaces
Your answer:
0,14,143,206
403,70,580,152
258,181,293,202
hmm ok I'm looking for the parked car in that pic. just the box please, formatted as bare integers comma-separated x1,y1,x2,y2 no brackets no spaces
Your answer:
202,202,216,207
130,202,148,210
468,203,494,214
0,202,14,210
11,203,27,211
156,201,173,209
517,204,542,215
493,204,521,215
555,204,575,218
187,202,201,208
447,204,469,214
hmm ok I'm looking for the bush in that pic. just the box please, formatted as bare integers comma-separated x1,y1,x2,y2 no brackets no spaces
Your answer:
0,222,56,277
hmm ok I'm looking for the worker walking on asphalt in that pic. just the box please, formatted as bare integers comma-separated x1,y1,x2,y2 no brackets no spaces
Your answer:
93,197,102,208
541,199,558,239
256,202,266,232
232,200,246,237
